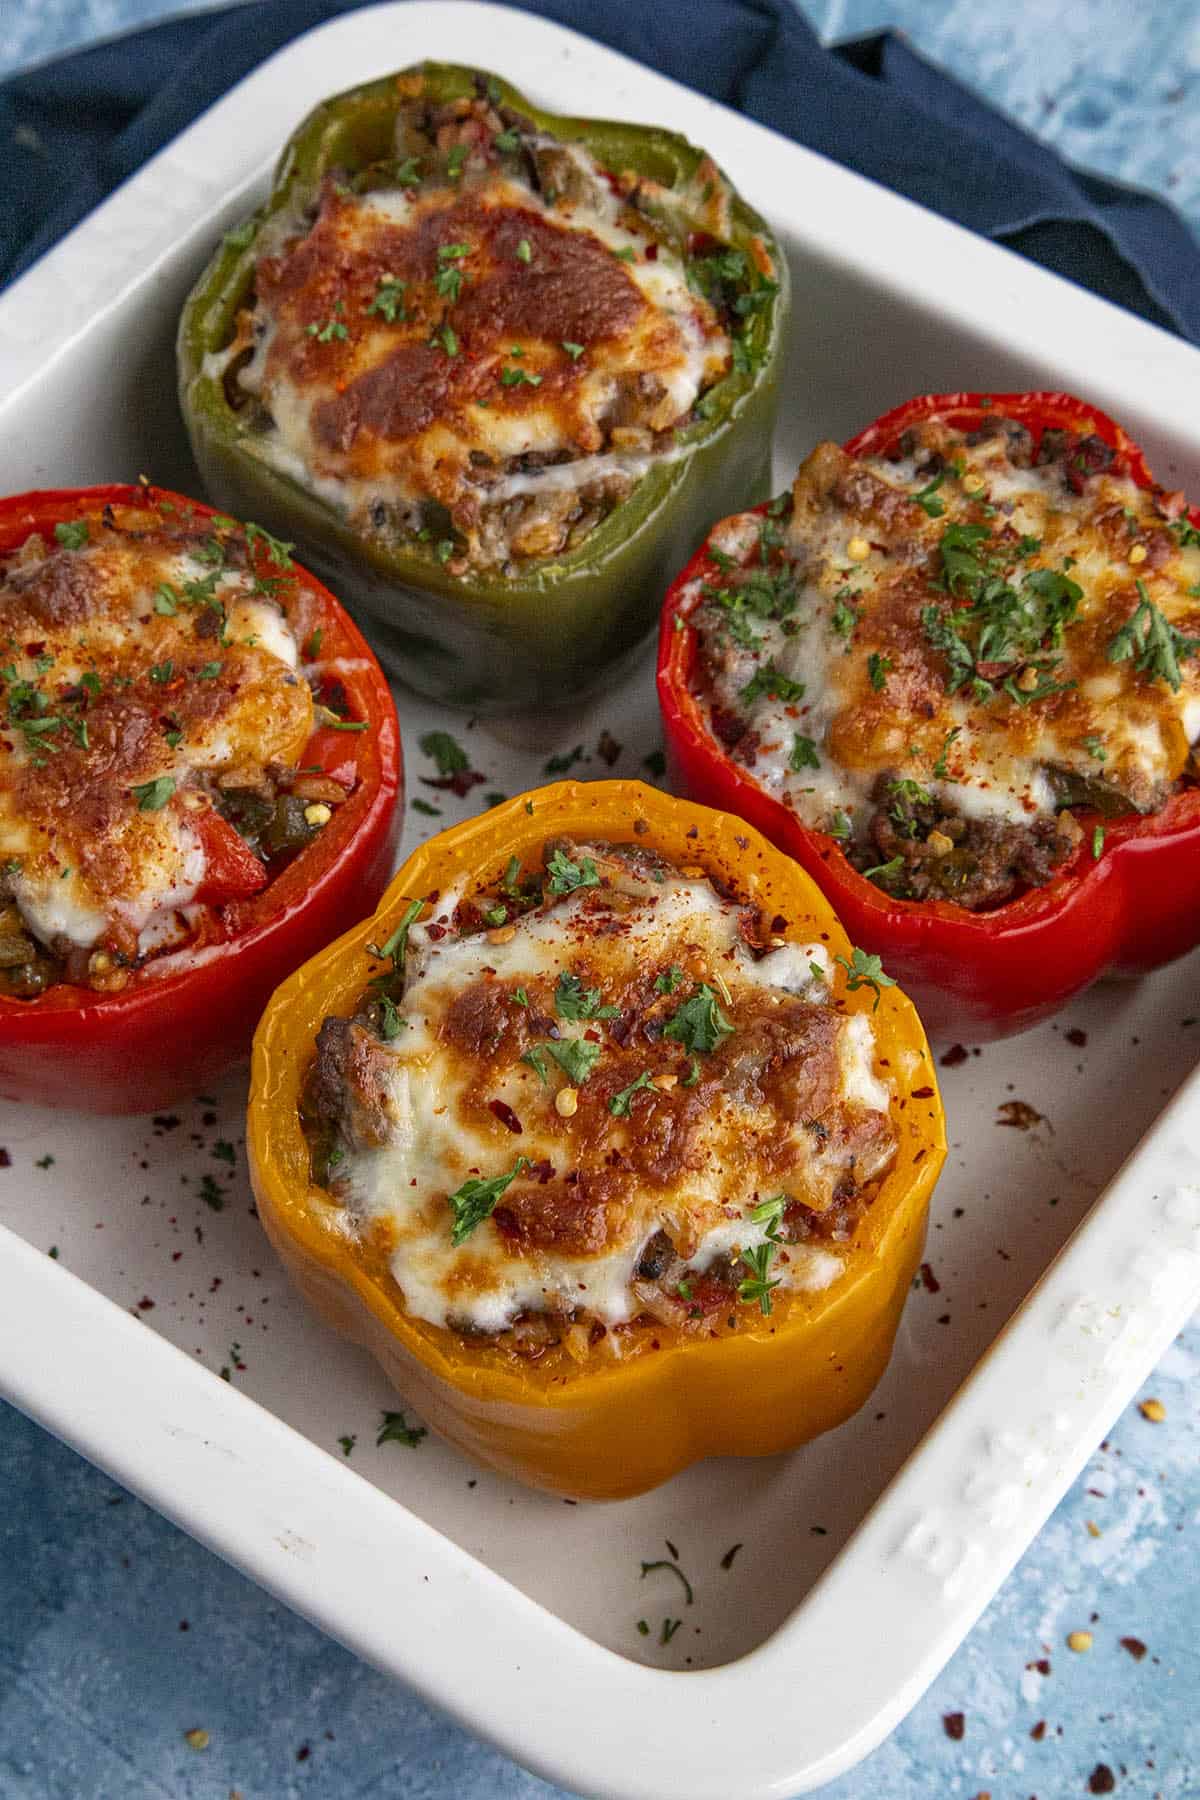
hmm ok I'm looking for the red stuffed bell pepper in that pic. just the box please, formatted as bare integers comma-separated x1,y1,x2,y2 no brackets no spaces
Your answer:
0,483,401,1111
658,391,1200,1040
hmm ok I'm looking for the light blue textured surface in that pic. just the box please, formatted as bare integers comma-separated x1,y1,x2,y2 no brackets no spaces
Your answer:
2,5,1198,1797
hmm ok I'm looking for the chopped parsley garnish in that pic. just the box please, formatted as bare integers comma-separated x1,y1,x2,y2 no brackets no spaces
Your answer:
662,984,733,1055
482,904,508,927
521,1046,550,1084
197,661,222,679
789,733,820,772
738,1242,781,1316
1171,516,1200,549
366,277,407,322
613,245,637,263
1092,825,1105,860
493,128,520,153
862,854,906,884
544,745,584,775
912,472,946,518
435,243,470,301
561,340,585,360
1082,734,1107,761
306,304,348,342
748,1192,788,1230
433,322,459,357
130,775,175,812
739,661,804,705
1106,580,1200,691
367,896,424,972
419,730,468,776
867,652,892,691
834,946,896,1010
547,1038,601,1084
640,1559,694,1606
53,520,89,550
446,144,468,181
831,590,860,638
148,661,174,684
500,365,542,387
199,1174,225,1211
395,156,422,187
243,522,293,568
515,238,532,264
555,971,618,1021
377,1410,427,1448
932,726,961,779
546,850,600,894
447,1157,530,1245
609,1070,654,1116
376,993,406,1040
887,777,931,832
655,965,684,995
828,809,851,841
922,522,1084,701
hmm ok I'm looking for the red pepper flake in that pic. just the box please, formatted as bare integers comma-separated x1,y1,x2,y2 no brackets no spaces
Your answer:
942,1711,965,1740
597,730,622,766
0,1148,9,1168
489,1099,523,1134
1030,1720,1047,1741
1119,1636,1147,1660
421,768,486,798
1088,1765,1116,1794
911,1085,935,1099
136,1296,155,1311
1065,1027,1088,1047
940,1043,969,1067
996,1099,1044,1129
919,1262,941,1294
296,1743,311,1763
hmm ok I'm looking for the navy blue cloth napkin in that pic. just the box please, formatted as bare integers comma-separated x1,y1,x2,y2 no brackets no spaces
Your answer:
2,0,1197,343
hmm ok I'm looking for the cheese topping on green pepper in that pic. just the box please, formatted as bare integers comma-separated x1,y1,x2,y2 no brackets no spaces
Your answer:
212,85,776,572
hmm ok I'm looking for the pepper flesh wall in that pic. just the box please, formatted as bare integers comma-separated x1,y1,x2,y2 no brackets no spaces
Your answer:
248,781,945,1498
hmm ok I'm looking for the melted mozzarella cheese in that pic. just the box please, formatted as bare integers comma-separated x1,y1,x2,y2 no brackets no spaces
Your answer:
692,429,1200,846
0,515,310,956
230,124,735,565
330,864,893,1336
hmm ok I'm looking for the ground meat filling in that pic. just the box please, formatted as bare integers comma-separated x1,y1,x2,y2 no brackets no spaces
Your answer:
690,415,1200,912
301,838,896,1362
227,73,776,573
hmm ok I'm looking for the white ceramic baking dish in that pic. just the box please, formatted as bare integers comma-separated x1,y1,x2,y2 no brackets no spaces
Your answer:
0,7,1198,1796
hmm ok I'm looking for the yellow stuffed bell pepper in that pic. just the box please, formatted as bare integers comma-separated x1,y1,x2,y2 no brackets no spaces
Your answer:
248,781,945,1499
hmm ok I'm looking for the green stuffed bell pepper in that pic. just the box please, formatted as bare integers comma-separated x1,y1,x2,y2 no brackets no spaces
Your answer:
177,63,788,712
